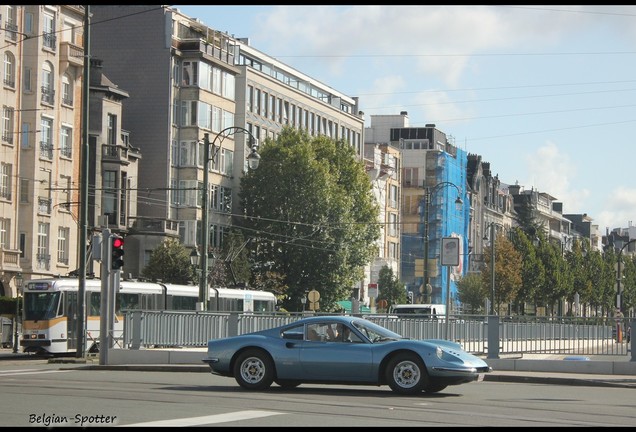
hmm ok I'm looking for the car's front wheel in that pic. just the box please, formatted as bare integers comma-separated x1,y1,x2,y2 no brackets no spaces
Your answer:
385,353,428,395
233,349,275,390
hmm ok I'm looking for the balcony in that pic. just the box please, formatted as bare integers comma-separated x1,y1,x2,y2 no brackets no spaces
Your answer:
128,216,180,235
102,144,130,165
59,41,84,69
0,248,21,272
173,38,235,66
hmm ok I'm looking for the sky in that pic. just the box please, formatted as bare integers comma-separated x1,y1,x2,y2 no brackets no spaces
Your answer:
175,5,636,234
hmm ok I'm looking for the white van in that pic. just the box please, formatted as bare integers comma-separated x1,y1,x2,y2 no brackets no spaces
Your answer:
388,303,446,320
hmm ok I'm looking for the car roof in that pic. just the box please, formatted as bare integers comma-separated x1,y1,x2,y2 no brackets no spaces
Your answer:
292,315,358,325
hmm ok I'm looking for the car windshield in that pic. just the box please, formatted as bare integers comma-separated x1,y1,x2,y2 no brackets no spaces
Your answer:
352,319,402,343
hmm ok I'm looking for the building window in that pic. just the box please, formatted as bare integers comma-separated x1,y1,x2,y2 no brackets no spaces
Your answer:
37,222,50,270
0,218,8,248
3,52,15,87
212,67,221,95
2,106,14,144
0,162,11,200
42,13,56,50
60,126,72,158
103,170,117,225
62,74,72,105
389,213,398,237
40,117,53,159
21,122,30,149
22,66,31,92
24,12,33,36
179,140,198,167
182,61,197,86
60,175,71,210
5,6,17,42
41,61,55,104
107,114,117,145
19,178,28,203
57,227,69,265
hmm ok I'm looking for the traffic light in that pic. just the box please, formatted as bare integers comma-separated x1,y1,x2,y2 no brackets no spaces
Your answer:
407,291,414,304
111,235,124,270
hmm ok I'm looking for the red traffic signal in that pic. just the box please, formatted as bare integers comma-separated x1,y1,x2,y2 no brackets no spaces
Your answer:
111,235,125,270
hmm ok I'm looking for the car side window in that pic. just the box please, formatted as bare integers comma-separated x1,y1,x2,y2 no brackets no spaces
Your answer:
307,324,322,341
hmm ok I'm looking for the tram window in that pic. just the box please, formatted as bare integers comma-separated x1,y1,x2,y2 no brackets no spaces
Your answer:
170,296,197,310
119,293,140,312
89,292,101,316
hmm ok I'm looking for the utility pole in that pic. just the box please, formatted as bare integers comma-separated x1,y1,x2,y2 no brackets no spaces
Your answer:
77,5,91,358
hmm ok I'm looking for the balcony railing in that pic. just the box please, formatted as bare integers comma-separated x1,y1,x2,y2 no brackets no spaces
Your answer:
38,196,52,214
36,253,51,270
42,32,56,50
39,141,53,159
41,86,55,105
60,145,72,158
4,22,17,42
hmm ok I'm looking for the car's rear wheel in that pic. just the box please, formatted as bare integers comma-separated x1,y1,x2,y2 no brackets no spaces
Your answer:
385,353,428,395
275,379,301,388
233,349,275,390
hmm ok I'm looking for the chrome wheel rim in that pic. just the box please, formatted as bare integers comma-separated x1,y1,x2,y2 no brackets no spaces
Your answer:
240,357,265,384
393,360,421,388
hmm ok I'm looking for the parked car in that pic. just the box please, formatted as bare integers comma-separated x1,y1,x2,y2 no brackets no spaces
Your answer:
202,315,492,395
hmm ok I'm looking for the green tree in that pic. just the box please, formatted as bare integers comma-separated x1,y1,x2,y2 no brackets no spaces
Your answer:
239,128,380,312
219,230,251,286
376,265,406,310
482,232,523,314
510,228,544,315
142,238,196,284
456,272,486,313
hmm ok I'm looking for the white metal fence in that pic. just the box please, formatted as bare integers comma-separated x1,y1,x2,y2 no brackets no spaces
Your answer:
121,311,634,360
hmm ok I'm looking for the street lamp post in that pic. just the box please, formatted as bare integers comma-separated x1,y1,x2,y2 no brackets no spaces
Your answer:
617,239,636,313
13,272,23,354
198,127,260,311
422,181,463,304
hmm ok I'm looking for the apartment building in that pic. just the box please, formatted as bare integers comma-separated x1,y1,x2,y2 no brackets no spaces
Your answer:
362,142,400,308
86,58,141,276
365,113,469,308
90,5,364,278
0,5,85,295
0,5,143,296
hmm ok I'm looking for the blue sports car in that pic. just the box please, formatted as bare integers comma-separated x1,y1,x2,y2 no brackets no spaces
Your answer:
203,315,492,395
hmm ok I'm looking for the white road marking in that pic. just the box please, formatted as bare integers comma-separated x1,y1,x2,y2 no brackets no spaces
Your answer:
125,410,284,427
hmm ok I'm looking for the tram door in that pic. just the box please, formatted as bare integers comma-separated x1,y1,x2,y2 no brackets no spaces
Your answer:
65,291,78,350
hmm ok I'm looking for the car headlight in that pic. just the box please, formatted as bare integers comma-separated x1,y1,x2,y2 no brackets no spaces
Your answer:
436,346,443,359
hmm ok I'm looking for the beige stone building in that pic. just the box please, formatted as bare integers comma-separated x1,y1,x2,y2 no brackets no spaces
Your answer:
89,6,365,279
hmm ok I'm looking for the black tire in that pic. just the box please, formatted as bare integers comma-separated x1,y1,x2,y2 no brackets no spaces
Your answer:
233,349,275,390
423,383,447,393
385,353,428,395
275,379,301,388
